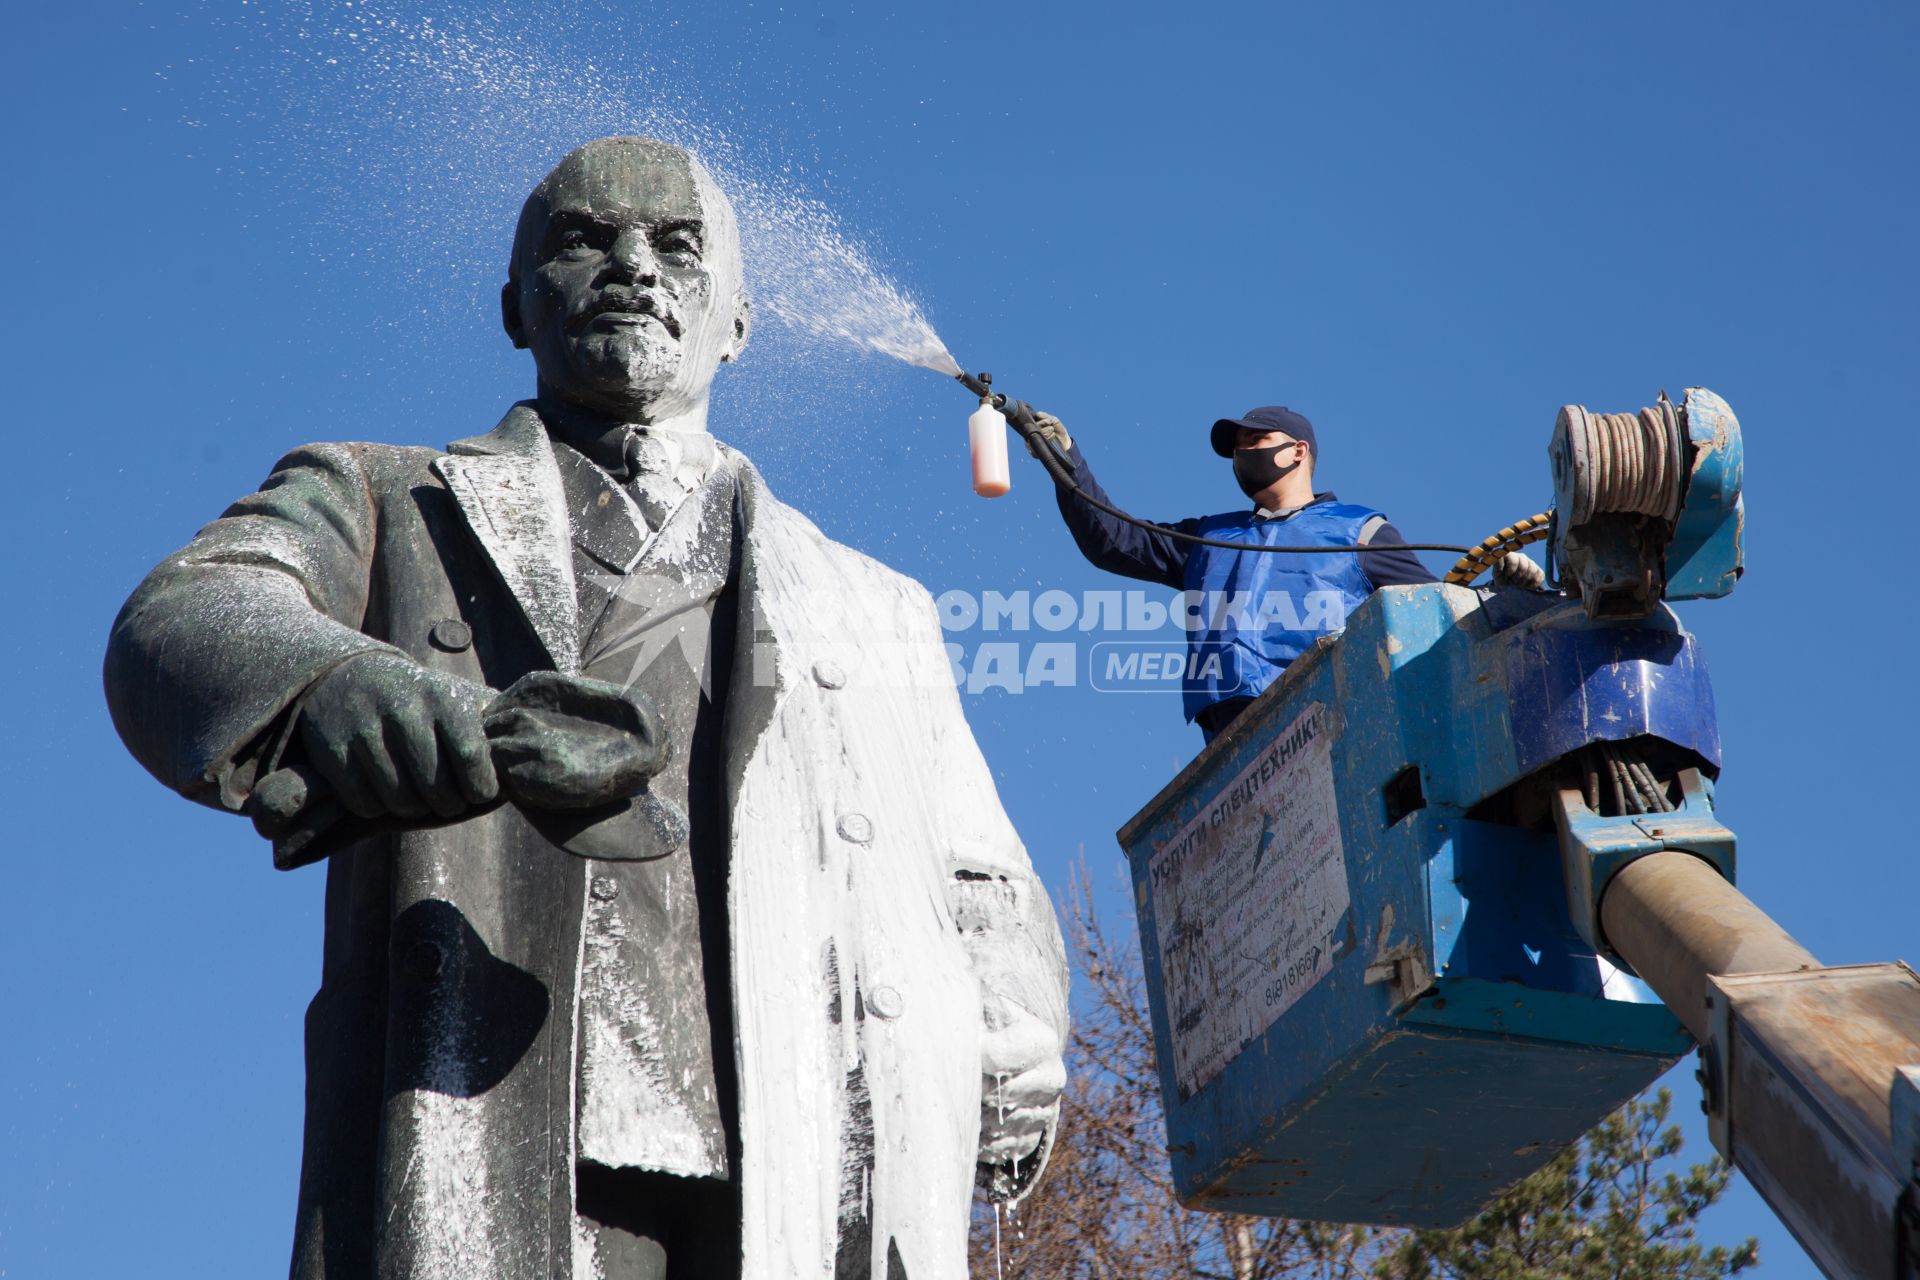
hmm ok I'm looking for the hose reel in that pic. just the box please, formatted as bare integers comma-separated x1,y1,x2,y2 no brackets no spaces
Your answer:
1559,397,1685,526
1450,388,1744,618
1551,387,1743,618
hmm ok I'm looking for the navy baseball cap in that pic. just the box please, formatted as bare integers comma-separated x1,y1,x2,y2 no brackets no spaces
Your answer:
1210,406,1317,458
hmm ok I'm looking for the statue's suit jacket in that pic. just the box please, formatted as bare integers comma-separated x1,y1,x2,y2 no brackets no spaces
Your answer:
105,404,1069,1280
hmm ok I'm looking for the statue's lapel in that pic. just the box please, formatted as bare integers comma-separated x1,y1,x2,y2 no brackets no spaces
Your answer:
435,402,581,674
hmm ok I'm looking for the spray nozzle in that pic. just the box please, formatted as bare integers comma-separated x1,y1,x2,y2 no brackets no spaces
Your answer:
956,369,994,400
954,370,1039,436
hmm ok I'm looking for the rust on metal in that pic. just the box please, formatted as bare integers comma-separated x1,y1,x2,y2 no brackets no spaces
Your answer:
1711,964,1920,1280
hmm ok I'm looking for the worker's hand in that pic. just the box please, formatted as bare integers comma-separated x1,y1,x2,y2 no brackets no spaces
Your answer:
297,652,499,821
1493,551,1547,590
1024,412,1072,460
482,671,669,811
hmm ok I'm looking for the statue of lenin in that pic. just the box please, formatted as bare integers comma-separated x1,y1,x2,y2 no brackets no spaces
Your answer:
105,136,1069,1280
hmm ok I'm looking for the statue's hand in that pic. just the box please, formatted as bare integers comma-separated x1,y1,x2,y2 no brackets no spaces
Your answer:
482,672,669,811
977,996,1067,1194
298,653,500,821
979,1061,1061,1162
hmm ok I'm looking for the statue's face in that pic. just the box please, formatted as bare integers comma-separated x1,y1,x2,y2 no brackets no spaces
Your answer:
507,139,748,418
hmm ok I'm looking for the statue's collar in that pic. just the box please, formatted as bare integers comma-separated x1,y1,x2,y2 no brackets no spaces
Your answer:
448,400,548,459
450,402,716,485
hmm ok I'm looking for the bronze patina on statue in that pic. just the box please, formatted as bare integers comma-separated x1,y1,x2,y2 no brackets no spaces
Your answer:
105,137,1069,1280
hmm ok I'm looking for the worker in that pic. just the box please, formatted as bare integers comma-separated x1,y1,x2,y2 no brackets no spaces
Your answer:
1029,405,1543,741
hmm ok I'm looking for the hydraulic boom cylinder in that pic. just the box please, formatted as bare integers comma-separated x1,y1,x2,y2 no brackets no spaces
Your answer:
1599,852,1818,1043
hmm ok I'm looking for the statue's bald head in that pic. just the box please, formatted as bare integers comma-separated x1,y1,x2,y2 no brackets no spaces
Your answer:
504,137,750,419
509,138,741,288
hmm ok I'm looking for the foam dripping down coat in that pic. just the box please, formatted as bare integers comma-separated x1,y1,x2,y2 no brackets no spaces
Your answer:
104,404,1070,1280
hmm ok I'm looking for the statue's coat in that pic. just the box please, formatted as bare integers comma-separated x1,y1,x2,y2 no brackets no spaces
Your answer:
105,404,1069,1280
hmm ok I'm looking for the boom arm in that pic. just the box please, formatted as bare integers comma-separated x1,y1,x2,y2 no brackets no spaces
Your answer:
1568,840,1920,1279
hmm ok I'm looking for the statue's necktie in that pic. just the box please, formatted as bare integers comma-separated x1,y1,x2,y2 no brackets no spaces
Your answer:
621,430,683,533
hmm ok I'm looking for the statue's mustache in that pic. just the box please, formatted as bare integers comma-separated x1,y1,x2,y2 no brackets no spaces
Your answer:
574,292,682,339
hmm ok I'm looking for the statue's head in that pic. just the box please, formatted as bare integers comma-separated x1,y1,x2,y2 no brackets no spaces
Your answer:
503,137,751,420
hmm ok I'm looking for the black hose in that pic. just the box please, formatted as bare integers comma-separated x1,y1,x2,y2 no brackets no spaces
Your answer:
958,372,1479,555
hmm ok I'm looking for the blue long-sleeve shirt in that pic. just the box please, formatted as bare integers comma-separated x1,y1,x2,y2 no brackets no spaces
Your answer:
1051,441,1437,592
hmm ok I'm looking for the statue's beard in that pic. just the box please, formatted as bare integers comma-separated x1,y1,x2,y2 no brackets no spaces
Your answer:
572,323,684,403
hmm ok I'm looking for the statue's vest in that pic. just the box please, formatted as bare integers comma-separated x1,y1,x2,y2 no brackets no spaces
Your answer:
554,441,739,1179
1181,503,1382,721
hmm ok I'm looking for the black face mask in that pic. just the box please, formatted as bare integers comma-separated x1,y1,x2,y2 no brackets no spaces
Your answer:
1232,443,1302,499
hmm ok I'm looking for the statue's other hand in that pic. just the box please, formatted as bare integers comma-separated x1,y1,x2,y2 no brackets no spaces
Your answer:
298,653,500,822
978,1059,1063,1163
482,672,668,811
977,997,1066,1180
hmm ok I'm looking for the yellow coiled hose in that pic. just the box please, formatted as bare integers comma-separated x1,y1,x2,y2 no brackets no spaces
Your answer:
1442,512,1553,586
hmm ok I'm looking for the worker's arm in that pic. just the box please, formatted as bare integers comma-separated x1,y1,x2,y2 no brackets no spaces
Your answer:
1355,516,1437,589
1048,438,1194,590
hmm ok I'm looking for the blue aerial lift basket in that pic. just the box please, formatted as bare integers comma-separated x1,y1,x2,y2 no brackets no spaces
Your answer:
1116,389,1747,1227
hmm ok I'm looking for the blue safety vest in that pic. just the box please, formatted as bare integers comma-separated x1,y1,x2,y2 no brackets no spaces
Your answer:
1181,502,1382,721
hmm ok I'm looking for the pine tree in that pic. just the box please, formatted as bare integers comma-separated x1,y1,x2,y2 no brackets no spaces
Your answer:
1375,1092,1758,1280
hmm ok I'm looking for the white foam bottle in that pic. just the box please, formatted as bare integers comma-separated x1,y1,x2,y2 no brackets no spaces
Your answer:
969,398,1011,498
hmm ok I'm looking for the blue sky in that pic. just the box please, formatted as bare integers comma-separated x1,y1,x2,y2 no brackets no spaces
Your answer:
3,1,1915,1273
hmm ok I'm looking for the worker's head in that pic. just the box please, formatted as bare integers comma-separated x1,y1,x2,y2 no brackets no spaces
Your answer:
1211,406,1316,503
503,136,752,420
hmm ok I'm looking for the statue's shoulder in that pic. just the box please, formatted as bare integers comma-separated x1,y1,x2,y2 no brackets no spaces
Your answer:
282,403,541,491
249,439,448,508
